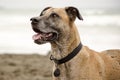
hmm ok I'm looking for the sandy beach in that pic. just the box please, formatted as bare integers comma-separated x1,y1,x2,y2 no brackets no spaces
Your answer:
0,54,52,80
0,50,120,80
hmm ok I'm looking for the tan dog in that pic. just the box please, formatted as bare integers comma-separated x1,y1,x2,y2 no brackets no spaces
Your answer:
30,7,120,80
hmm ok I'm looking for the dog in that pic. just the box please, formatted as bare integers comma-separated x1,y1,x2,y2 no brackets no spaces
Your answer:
30,7,120,80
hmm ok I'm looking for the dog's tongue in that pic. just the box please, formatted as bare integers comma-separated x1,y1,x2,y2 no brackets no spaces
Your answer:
32,34,42,40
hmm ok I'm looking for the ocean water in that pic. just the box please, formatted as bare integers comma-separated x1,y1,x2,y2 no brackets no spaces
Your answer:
0,9,120,55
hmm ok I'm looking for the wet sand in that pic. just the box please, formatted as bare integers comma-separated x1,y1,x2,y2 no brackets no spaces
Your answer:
0,54,52,80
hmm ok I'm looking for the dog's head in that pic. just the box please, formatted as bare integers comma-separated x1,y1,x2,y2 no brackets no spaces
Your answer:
30,6,83,44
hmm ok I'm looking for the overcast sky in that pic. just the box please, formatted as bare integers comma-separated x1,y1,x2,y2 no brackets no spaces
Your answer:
0,0,120,10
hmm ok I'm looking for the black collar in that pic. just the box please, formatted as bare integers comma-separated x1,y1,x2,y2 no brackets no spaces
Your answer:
50,43,83,65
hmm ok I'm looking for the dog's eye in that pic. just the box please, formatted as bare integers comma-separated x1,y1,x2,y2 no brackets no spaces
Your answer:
50,13,59,18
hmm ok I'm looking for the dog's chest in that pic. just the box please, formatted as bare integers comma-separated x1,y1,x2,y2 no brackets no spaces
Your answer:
53,63,81,80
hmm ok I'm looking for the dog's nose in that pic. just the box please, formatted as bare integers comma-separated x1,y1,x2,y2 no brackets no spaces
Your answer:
30,17,39,23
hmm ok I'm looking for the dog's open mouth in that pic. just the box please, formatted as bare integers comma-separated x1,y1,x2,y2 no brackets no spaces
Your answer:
32,28,58,44
32,32,57,41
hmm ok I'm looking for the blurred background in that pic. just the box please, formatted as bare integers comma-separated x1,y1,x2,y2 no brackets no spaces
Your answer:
0,0,120,55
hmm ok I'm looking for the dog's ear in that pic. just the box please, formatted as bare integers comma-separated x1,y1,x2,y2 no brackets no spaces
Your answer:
65,7,83,21
40,7,52,16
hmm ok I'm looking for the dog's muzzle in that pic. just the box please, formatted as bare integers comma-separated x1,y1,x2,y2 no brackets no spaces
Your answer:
30,17,58,44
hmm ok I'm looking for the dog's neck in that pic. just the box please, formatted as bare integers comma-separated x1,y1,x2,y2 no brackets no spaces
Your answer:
51,24,80,59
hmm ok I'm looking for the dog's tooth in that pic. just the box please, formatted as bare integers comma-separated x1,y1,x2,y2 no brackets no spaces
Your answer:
45,33,52,37
48,33,53,36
